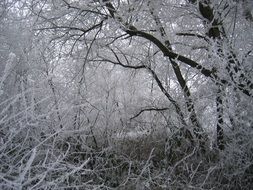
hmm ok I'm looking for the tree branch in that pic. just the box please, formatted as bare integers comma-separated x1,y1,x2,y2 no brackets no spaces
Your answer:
130,107,170,120
176,32,209,42
98,53,187,126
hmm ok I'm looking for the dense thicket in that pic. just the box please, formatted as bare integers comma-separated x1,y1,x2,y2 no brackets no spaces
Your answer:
0,0,253,189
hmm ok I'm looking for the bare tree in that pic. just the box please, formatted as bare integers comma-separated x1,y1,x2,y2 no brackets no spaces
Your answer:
0,0,252,189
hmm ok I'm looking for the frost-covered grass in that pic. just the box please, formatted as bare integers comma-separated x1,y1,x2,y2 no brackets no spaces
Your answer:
1,118,252,189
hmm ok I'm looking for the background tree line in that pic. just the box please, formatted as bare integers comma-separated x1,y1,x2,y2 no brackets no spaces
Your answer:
0,0,252,189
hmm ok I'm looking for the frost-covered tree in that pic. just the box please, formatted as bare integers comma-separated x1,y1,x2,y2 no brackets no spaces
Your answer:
0,0,253,189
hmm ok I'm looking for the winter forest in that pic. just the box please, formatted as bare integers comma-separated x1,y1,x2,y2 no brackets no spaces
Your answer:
0,0,253,189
